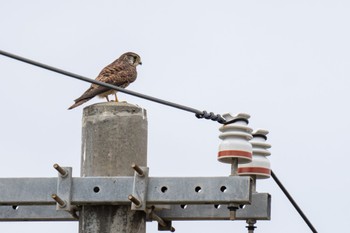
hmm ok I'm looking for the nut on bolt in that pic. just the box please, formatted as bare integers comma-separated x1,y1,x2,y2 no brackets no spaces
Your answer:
128,194,142,207
51,194,66,208
53,163,68,177
131,163,144,176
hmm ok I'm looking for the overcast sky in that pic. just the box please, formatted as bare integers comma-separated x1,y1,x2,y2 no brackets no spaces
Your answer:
1,1,349,232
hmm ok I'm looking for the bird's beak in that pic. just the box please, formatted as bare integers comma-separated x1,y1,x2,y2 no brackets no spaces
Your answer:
139,61,142,65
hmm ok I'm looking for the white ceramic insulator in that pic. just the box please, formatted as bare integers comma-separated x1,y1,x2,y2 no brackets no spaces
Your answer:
218,113,253,164
238,129,271,179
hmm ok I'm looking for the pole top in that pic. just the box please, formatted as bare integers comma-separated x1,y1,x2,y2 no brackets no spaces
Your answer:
82,102,147,117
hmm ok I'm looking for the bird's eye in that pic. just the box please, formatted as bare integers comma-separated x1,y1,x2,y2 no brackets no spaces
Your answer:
128,56,135,64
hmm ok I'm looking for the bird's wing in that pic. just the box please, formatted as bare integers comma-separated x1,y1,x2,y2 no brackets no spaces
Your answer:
74,62,136,102
95,62,135,85
74,67,132,101
73,85,109,102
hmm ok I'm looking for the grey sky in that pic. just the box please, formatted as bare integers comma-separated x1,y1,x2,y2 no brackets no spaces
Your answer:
1,1,349,232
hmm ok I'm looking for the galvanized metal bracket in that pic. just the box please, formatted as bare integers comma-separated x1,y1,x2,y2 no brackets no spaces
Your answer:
153,192,271,221
0,176,251,205
130,165,149,211
55,166,73,211
0,170,272,223
0,193,270,221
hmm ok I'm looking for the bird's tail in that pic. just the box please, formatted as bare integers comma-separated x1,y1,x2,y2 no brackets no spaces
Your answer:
68,98,92,110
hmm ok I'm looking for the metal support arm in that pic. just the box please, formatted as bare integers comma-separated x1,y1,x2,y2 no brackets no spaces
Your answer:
0,176,251,205
0,193,270,221
0,169,271,222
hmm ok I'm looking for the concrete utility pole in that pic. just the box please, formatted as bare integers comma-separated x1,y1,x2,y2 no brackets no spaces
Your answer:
79,102,147,233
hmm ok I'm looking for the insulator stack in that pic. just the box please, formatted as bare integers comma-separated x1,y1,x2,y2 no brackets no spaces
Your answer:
238,129,271,179
218,113,253,164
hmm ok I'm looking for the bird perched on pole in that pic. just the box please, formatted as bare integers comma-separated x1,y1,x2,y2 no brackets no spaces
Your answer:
68,52,142,110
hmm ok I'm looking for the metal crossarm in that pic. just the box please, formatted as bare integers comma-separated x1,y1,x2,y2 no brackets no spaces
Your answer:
0,193,270,221
0,176,251,206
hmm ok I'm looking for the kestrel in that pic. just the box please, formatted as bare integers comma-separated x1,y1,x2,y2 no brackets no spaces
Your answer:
68,52,142,110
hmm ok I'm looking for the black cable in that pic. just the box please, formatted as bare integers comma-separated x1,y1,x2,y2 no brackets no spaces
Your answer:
0,50,226,124
0,50,319,232
271,170,318,233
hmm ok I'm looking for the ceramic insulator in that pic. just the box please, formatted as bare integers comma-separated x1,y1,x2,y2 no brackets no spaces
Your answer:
218,113,253,164
238,129,271,179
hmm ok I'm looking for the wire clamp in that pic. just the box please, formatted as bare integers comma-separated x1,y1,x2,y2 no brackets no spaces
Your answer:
195,111,226,123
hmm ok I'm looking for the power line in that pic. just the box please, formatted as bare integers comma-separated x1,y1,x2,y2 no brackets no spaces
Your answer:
271,171,318,233
0,49,318,232
0,50,226,124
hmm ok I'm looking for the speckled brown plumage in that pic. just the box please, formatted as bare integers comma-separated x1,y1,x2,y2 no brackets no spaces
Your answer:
68,52,142,110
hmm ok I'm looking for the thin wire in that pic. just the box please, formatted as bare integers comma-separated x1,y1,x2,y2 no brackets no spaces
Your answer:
271,170,318,233
0,50,319,231
0,49,226,124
